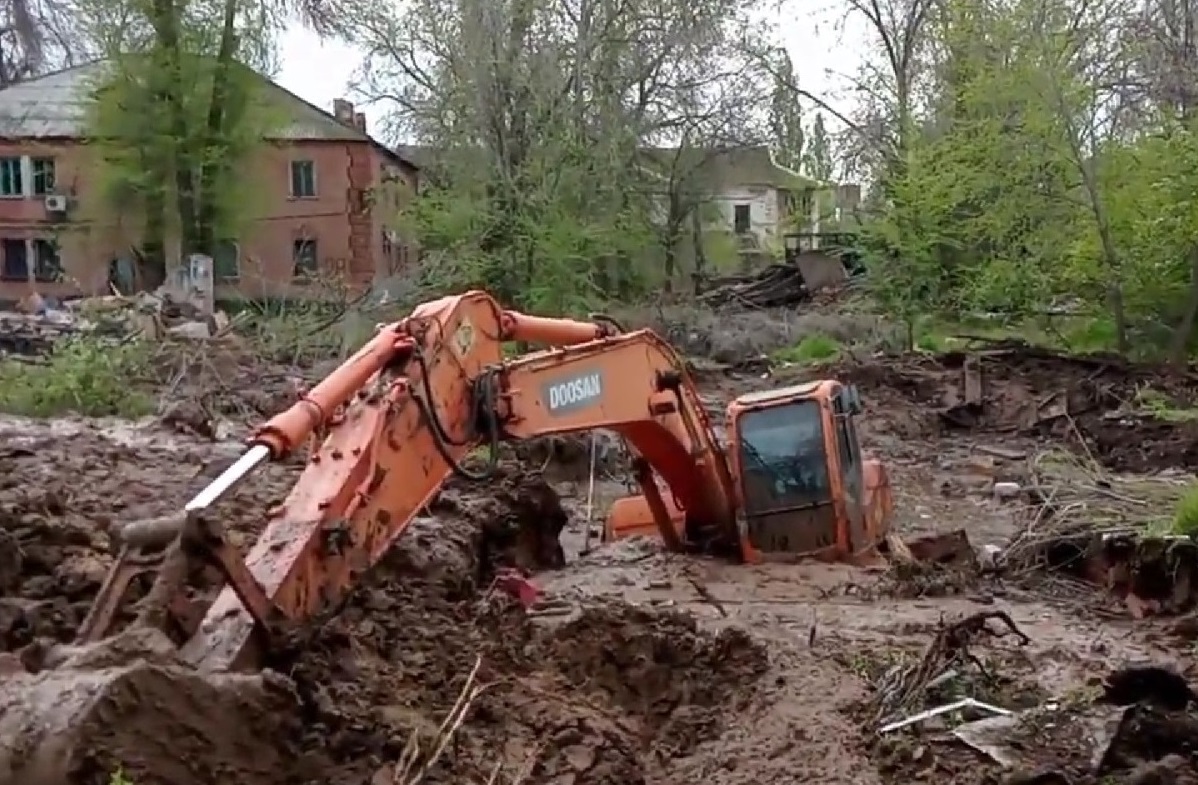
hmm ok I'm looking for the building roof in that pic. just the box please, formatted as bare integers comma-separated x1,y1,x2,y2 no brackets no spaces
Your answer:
395,144,438,169
0,61,416,169
642,145,820,191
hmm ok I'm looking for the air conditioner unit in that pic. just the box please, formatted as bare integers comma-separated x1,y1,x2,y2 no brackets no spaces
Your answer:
44,194,68,213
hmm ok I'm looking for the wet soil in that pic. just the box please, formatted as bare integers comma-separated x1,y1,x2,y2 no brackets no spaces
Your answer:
3,332,1198,785
0,423,767,785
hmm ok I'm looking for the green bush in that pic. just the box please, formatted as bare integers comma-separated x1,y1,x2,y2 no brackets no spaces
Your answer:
0,337,154,418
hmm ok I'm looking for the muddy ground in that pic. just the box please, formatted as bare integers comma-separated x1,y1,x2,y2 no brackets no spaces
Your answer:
2,318,1198,785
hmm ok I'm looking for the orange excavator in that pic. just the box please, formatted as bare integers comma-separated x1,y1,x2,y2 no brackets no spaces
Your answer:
74,290,892,672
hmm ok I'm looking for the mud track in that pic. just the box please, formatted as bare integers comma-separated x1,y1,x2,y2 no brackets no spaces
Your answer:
0,426,766,785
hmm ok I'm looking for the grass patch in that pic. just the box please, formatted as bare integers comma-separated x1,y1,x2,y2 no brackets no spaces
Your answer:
913,313,1121,355
0,337,154,418
914,331,948,353
771,333,841,365
1173,485,1198,536
1135,387,1198,423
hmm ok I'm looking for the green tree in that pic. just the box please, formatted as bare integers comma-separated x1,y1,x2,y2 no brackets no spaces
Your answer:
847,0,1198,357
769,51,804,172
802,112,833,181
80,0,315,284
344,0,773,310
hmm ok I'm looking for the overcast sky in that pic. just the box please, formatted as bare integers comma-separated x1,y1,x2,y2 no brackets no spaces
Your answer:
274,0,868,143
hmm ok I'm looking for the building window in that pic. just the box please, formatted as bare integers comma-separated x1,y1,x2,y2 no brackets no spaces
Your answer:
1,238,27,280
32,158,56,196
33,238,61,282
797,191,814,225
293,238,318,278
213,240,239,282
0,158,23,197
733,204,751,234
290,160,316,198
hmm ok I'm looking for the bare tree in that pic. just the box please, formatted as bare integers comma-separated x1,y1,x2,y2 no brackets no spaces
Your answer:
0,0,90,85
340,0,775,300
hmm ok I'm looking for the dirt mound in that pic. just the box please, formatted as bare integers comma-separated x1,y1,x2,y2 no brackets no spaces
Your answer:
275,508,768,785
541,605,767,753
815,344,1198,472
0,429,766,785
0,628,300,785
436,466,570,572
1005,529,1198,619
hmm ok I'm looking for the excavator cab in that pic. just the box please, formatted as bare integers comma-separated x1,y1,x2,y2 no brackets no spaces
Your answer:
605,379,892,563
726,380,890,562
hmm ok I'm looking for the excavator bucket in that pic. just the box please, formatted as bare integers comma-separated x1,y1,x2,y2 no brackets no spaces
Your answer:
0,506,299,785
0,628,297,785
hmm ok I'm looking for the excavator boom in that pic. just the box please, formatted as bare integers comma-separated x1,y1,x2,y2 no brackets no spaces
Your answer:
82,291,741,671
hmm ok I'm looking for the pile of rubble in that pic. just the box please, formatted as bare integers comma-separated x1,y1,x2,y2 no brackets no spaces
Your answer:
0,289,236,357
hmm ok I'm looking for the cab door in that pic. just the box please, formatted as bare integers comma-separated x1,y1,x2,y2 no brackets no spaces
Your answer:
833,395,867,554
736,400,839,556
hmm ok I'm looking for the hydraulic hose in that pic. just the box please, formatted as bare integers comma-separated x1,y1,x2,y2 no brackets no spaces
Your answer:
411,349,501,481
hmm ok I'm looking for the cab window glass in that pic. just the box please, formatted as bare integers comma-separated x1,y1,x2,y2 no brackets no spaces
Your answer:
738,401,830,513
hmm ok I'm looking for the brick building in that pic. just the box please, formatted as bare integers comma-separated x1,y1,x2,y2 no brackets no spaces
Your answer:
0,62,418,302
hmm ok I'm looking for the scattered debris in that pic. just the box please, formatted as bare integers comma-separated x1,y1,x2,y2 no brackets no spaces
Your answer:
697,263,810,308
997,450,1198,618
880,530,981,598
952,666,1198,783
871,611,1031,728
881,696,1012,734
953,702,1127,772
841,343,1198,472
0,289,237,358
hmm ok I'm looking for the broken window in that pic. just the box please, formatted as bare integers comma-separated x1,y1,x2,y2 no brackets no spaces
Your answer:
293,238,318,278
733,204,751,234
214,241,239,282
33,238,61,282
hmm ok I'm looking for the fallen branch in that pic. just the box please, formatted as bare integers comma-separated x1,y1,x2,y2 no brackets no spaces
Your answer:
871,611,1032,727
393,655,489,785
697,263,809,308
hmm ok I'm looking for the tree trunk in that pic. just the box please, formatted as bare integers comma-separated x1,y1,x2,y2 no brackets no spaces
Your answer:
690,203,706,295
149,0,200,263
196,0,240,256
1094,222,1129,354
1169,244,1198,365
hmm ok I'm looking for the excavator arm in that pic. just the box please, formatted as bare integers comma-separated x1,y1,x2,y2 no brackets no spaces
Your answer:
83,291,740,672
